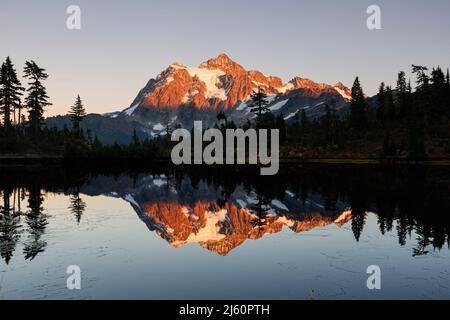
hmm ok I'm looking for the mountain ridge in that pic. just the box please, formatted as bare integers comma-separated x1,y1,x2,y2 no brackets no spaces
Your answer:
47,53,356,144
123,53,351,114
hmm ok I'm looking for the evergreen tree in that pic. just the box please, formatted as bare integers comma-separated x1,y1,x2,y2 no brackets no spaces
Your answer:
396,71,408,119
385,86,396,123
349,77,367,130
396,71,407,93
412,65,429,91
23,61,51,137
408,65,429,159
431,67,445,87
16,101,25,128
0,57,24,130
248,86,269,125
376,82,386,124
68,95,86,132
131,129,140,146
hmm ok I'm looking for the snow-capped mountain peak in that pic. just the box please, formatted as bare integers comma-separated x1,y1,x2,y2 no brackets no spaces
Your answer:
334,82,352,100
115,53,352,136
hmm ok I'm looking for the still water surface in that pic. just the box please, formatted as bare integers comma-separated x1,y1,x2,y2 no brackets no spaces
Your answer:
0,164,449,299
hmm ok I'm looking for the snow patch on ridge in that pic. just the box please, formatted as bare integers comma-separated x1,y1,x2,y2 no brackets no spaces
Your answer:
271,199,289,211
334,86,351,100
269,99,289,111
266,94,277,104
172,64,227,101
284,110,299,120
277,83,294,94
236,101,248,111
173,209,228,245
123,103,139,116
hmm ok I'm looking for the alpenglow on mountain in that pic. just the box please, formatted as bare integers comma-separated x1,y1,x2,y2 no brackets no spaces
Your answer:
47,54,353,144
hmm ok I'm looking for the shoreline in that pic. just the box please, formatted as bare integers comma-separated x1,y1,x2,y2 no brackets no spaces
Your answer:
1,154,450,166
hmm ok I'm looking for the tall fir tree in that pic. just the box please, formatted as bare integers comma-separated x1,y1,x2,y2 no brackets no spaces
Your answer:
412,65,429,91
396,71,407,93
385,86,396,123
23,60,51,137
0,57,24,130
396,71,409,119
16,101,25,128
431,67,445,86
248,86,269,126
376,82,386,124
68,95,86,132
349,77,367,130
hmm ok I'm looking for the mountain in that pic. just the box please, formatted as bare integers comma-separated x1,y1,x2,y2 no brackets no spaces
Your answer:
113,53,352,135
47,54,353,144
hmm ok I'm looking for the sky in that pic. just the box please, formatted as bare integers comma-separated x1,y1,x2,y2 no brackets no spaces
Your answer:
1,0,449,116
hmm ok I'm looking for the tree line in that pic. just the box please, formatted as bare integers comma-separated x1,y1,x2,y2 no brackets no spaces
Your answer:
0,56,110,156
1,55,449,160
208,64,450,161
281,65,450,160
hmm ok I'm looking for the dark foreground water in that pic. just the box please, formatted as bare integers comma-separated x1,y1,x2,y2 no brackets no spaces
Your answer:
0,164,449,299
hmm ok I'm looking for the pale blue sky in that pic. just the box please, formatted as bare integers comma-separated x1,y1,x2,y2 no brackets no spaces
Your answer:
1,0,449,115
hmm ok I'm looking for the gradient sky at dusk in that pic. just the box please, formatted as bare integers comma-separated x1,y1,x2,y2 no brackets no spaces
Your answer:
1,0,449,116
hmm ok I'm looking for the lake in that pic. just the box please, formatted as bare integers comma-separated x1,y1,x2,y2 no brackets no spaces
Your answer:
0,163,449,299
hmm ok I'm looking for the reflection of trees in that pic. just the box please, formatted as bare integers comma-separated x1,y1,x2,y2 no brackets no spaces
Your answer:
248,178,279,234
23,185,48,261
249,194,271,234
0,164,449,259
348,182,368,242
183,165,450,254
69,189,86,224
0,188,22,264
412,226,431,257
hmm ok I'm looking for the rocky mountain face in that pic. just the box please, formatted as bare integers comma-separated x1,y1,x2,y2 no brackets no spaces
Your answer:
47,54,353,144
116,53,352,137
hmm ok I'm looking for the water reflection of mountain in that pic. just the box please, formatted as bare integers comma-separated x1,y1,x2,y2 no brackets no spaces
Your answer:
1,164,450,262
102,174,356,255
